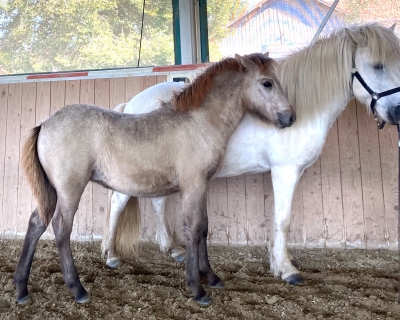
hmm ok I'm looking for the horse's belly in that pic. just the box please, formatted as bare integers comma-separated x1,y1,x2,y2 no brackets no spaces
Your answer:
91,168,179,197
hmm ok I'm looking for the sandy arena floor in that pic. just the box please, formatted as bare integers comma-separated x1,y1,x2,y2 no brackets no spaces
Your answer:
0,239,400,320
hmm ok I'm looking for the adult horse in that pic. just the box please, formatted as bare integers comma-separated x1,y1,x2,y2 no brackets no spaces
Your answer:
106,23,400,285
14,53,295,306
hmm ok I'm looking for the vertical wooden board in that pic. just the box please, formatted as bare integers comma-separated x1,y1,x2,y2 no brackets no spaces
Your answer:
156,75,167,84
0,84,8,236
77,79,95,240
17,83,37,234
320,120,345,248
302,159,324,248
263,172,274,246
64,80,81,239
244,173,266,245
337,100,365,248
139,198,157,242
35,82,52,237
356,101,386,248
110,78,127,109
36,82,51,125
50,81,66,114
93,78,110,238
207,178,229,244
378,122,398,249
125,77,142,102
226,175,247,244
3,83,22,236
288,176,305,248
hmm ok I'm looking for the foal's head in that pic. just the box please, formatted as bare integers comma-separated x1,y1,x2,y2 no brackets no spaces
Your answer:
237,53,295,128
172,53,295,129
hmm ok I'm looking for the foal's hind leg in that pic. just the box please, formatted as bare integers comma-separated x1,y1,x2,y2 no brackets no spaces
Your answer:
52,197,90,303
152,196,186,262
14,209,47,304
270,166,305,285
102,192,131,268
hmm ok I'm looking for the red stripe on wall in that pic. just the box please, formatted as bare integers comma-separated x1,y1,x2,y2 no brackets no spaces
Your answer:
27,71,89,80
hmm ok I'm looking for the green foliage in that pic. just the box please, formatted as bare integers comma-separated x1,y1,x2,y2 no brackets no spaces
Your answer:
0,0,247,74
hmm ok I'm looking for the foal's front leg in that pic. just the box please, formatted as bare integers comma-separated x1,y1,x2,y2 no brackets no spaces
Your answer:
270,166,305,285
182,187,221,306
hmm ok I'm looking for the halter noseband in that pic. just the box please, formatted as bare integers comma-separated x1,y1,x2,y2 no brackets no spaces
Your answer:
351,69,400,129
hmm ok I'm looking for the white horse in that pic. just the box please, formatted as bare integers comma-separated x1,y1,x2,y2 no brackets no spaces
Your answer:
105,23,400,285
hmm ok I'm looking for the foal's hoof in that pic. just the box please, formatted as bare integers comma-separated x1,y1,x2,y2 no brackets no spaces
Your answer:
209,280,225,289
16,295,31,305
194,294,211,306
106,257,122,269
291,259,301,271
76,294,91,304
173,254,185,263
284,273,306,285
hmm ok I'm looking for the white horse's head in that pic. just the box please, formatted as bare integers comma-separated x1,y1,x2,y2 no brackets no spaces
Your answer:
346,24,400,125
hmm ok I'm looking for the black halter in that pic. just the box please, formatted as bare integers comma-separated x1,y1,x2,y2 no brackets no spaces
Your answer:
351,69,400,129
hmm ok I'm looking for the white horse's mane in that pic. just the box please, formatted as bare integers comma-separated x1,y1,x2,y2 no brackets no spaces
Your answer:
278,23,400,123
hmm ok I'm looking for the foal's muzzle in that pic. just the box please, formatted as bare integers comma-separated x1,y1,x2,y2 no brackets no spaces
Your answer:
277,110,296,128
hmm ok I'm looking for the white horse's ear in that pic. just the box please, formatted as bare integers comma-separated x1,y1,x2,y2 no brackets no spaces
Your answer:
345,28,367,47
390,23,396,31
235,54,256,70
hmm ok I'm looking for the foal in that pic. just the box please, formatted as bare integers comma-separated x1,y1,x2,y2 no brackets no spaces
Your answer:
14,53,295,305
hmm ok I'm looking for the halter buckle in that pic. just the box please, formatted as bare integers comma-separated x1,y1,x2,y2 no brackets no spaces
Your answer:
372,93,379,100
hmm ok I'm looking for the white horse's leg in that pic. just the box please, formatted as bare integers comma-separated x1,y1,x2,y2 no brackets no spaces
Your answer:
102,192,131,269
152,196,186,262
270,165,305,285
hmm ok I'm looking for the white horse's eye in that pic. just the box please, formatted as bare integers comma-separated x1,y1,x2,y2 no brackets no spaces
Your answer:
263,81,272,88
373,62,384,70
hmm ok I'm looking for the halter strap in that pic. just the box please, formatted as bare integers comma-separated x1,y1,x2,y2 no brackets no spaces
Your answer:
351,69,400,129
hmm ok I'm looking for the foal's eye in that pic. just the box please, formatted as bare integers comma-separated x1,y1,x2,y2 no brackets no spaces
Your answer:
262,81,272,88
373,62,384,70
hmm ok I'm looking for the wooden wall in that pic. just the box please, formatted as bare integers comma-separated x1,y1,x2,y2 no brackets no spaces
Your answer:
0,76,398,249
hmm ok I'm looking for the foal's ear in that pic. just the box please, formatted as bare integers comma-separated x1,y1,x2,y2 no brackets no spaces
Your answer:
345,28,367,47
390,23,396,31
263,52,270,58
235,54,256,71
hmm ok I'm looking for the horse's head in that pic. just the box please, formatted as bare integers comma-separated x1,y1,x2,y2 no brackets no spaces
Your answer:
236,53,295,128
346,24,400,126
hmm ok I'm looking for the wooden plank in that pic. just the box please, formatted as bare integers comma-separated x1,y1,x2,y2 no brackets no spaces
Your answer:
0,84,8,237
288,175,305,248
263,172,274,246
3,84,22,237
378,120,398,249
337,99,365,248
77,79,95,240
93,78,110,238
356,101,386,248
110,78,126,109
50,81,66,114
36,82,51,125
207,178,229,244
226,175,247,244
320,119,345,248
302,159,324,248
64,80,81,239
244,173,266,245
17,83,37,235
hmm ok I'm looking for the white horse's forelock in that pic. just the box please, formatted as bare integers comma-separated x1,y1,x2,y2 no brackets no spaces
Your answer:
278,23,400,124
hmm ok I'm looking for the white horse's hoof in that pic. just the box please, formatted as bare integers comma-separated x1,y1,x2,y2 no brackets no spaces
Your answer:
106,257,122,269
284,273,305,285
76,294,91,304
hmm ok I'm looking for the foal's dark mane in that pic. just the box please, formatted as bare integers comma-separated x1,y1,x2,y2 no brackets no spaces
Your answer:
172,53,276,112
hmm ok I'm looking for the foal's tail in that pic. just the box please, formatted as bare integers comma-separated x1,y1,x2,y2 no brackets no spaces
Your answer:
21,125,57,226
104,196,141,257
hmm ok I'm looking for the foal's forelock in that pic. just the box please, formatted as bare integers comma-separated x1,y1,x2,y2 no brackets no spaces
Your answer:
278,23,400,123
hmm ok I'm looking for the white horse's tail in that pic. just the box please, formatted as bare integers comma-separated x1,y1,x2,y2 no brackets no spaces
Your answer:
104,196,141,257
114,103,127,113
